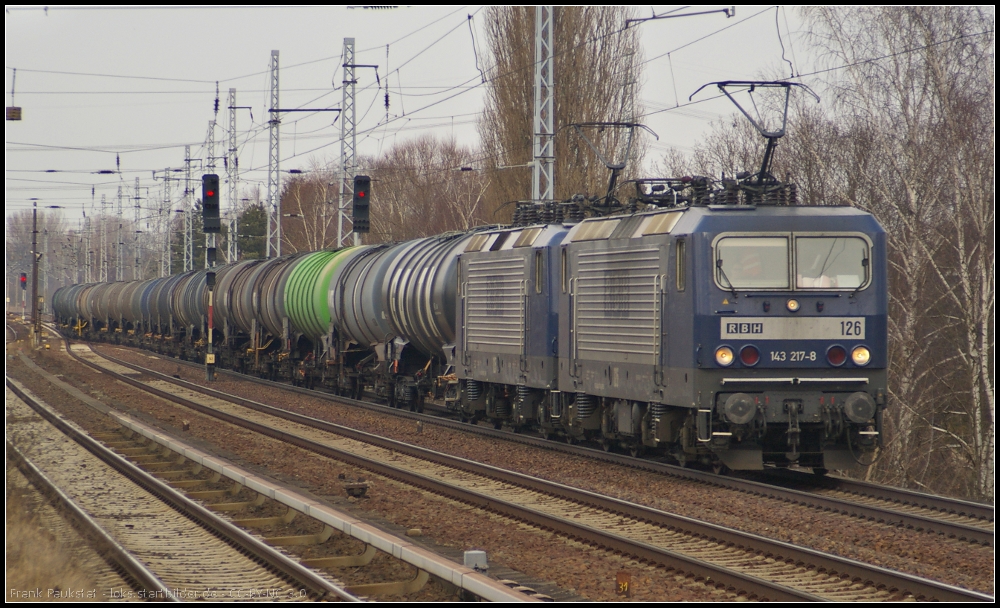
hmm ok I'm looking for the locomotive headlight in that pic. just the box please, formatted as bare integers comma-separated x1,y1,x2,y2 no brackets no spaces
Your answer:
851,346,871,366
715,346,735,367
786,298,800,312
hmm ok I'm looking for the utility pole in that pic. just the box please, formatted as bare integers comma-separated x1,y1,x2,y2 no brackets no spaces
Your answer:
532,6,555,203
338,38,357,248
266,50,281,259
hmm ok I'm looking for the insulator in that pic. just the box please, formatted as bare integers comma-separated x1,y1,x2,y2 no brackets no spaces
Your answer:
789,183,797,206
575,393,596,420
540,202,553,224
651,403,669,420
553,204,564,224
522,205,538,225
567,203,584,222
466,379,482,401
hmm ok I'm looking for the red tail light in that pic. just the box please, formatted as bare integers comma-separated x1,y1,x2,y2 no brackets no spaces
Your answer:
740,345,760,366
827,345,847,366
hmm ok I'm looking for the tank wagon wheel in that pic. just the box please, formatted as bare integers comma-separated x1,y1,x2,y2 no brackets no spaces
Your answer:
712,461,730,476
600,439,613,453
629,445,644,459
565,435,576,446
539,429,551,441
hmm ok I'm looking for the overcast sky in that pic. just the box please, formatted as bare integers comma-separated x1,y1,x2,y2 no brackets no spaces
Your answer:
5,5,807,225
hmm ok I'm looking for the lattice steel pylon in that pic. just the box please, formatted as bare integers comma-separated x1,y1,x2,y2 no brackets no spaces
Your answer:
532,6,555,203
100,194,108,283
84,214,92,283
116,186,123,281
266,50,281,259
183,145,194,272
134,177,141,280
227,88,239,263
337,38,357,248
160,171,171,277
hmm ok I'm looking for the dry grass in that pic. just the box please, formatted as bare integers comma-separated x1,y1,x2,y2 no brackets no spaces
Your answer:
6,465,102,602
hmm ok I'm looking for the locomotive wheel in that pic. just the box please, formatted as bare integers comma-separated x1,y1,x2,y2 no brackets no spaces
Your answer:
539,428,551,441
565,435,576,445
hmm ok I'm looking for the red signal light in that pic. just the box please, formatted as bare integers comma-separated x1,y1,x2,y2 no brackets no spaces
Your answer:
357,191,365,197
206,190,215,197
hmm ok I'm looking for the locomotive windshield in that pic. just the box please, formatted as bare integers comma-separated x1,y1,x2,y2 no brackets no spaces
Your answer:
795,236,868,289
715,234,870,291
716,237,789,289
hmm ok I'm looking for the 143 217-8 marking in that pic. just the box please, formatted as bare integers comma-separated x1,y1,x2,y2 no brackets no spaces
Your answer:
770,351,817,362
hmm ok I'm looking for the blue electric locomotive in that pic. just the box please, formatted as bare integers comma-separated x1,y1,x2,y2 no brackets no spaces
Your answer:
452,199,887,471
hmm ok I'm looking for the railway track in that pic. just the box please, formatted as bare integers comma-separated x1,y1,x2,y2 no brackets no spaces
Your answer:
53,338,993,602
6,379,359,603
85,337,994,548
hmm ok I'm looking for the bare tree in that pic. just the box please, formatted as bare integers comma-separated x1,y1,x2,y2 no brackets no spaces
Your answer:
802,7,994,499
654,7,994,500
478,6,645,220
279,161,340,254
363,135,491,242
6,210,71,309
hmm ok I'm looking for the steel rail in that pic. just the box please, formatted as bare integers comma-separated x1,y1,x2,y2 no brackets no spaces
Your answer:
67,345,993,602
8,441,177,601
6,378,360,603
92,340,994,547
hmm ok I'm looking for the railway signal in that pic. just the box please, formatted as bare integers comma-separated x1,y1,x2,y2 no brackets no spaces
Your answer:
352,175,370,234
202,174,221,233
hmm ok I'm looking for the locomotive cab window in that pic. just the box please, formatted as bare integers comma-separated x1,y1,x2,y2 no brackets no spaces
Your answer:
795,236,870,290
715,237,789,289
